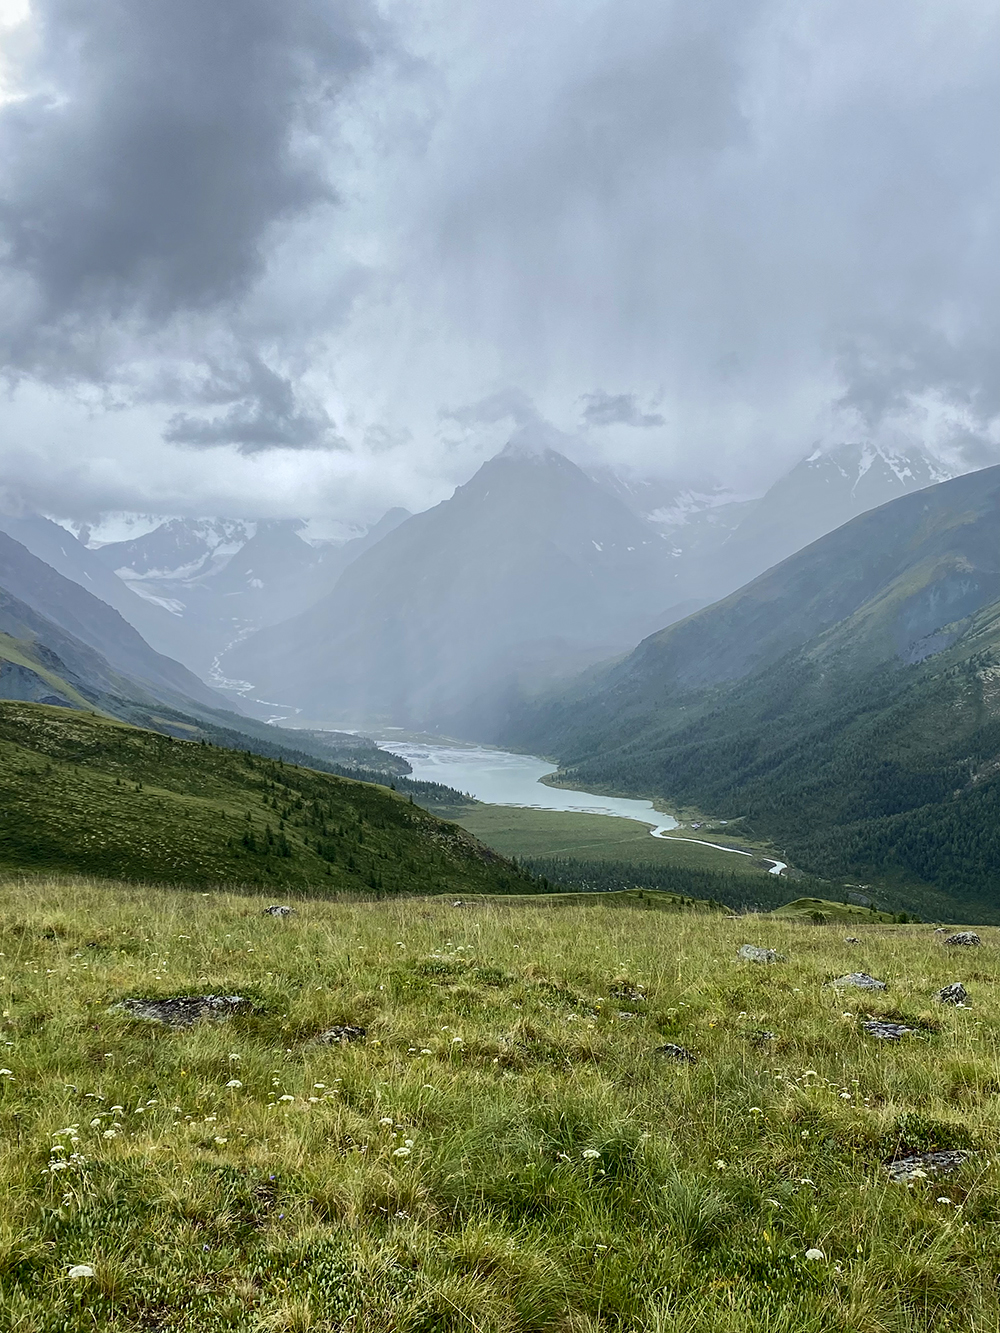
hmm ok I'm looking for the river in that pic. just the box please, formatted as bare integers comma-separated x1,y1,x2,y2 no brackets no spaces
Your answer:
380,740,678,835
380,738,786,874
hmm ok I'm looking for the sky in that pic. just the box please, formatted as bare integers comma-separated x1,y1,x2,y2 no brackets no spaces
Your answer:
0,0,998,525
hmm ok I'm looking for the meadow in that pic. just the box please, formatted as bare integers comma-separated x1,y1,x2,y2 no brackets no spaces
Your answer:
450,806,765,874
0,877,997,1331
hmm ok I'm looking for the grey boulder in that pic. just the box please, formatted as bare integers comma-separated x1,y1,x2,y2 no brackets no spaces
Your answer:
653,1043,697,1064
738,944,781,964
935,982,969,1006
114,995,251,1028
826,972,888,991
863,1020,915,1041
944,932,981,947
887,1151,969,1183
315,1024,367,1045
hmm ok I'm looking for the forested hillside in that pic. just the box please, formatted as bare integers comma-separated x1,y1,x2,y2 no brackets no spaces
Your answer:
508,470,1000,916
0,703,532,895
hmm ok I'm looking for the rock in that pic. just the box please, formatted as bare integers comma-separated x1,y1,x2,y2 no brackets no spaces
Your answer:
115,995,250,1027
935,982,969,1006
748,1029,776,1046
886,1150,969,1183
653,1043,696,1064
315,1025,367,1045
452,900,464,908
738,944,781,964
262,905,294,917
863,1020,915,1041
826,972,887,991
944,932,981,947
609,983,646,1002
844,937,860,944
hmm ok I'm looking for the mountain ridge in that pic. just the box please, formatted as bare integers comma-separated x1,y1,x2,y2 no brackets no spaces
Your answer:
225,441,684,734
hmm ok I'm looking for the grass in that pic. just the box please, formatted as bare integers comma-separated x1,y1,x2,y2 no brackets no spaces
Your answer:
773,899,899,924
0,703,533,897
1,876,998,1331
0,633,91,709
451,805,769,875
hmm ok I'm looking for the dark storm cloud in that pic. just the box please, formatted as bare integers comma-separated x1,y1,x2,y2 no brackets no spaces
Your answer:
163,356,341,453
581,392,665,429
0,0,380,366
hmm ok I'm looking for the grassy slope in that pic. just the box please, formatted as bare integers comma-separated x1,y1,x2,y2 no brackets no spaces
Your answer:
0,879,997,1331
0,702,532,897
450,804,767,872
447,805,884,914
0,632,91,707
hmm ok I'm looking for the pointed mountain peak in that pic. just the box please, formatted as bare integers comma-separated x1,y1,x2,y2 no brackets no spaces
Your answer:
496,422,574,464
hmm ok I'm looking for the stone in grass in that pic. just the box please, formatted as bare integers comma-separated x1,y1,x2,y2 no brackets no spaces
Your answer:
844,937,860,944
653,1043,697,1064
935,982,970,1006
262,905,294,917
115,995,251,1028
944,932,981,948
827,972,887,991
315,1025,367,1045
863,1020,915,1041
887,1151,970,1184
748,1030,776,1046
609,983,646,1003
738,944,782,964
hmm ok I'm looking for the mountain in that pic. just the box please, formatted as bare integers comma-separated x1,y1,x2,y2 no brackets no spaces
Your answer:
694,442,955,599
0,511,207,668
505,464,1000,915
598,442,958,605
91,510,411,681
0,700,532,894
0,529,226,710
225,436,683,734
91,517,256,582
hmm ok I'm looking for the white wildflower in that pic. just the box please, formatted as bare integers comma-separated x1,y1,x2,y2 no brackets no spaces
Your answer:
804,1248,825,1261
582,1148,601,1160
225,1079,242,1089
393,1146,411,1157
67,1264,95,1279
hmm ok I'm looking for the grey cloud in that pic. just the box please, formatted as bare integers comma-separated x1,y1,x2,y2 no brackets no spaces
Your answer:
0,0,381,373
581,392,665,428
440,388,541,429
163,356,341,453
